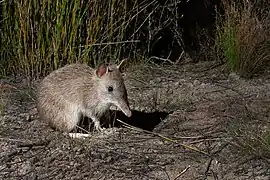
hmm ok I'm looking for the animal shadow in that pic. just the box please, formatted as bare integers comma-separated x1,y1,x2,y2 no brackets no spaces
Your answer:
77,110,169,132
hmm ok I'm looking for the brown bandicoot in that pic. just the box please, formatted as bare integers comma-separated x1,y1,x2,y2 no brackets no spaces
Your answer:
37,59,132,133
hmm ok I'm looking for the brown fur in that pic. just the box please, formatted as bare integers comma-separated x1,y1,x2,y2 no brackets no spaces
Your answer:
37,62,131,132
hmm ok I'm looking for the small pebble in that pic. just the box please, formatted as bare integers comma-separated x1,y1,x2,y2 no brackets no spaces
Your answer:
167,89,173,94
228,72,240,81
187,83,194,88
174,81,181,86
193,79,200,86
155,78,162,83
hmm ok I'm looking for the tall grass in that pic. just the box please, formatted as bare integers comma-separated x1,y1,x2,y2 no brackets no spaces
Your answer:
215,0,270,161
0,0,141,78
216,0,270,77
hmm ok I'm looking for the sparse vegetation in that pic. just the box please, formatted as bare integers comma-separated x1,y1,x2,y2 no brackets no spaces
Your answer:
1,0,269,78
216,0,270,77
0,1,270,177
0,0,142,77
214,0,270,162
227,120,270,160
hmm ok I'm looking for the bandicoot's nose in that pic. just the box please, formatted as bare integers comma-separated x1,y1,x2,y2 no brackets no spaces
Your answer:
120,105,132,117
124,109,132,117
115,100,132,117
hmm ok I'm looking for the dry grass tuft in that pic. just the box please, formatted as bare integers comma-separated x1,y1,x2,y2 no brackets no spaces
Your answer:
216,0,270,77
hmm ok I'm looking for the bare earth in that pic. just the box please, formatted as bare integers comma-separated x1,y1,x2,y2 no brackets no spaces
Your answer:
0,61,269,179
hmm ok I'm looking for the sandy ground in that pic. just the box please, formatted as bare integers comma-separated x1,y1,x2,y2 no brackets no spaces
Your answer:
0,61,269,179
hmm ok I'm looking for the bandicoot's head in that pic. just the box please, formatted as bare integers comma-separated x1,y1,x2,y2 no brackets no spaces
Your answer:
94,59,132,117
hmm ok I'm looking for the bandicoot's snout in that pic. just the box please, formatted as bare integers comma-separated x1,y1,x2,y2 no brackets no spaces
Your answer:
123,108,132,117
114,100,132,117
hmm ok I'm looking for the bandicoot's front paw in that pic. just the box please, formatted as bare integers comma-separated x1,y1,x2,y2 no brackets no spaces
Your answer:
97,127,106,132
94,122,105,133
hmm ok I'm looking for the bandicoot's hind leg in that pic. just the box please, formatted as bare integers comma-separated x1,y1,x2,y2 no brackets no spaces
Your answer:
64,113,91,139
48,107,80,133
63,108,93,138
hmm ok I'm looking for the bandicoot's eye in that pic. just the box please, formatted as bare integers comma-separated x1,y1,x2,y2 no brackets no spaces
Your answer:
108,86,113,92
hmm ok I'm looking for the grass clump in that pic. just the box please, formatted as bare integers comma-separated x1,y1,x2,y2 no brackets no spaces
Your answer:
217,0,270,162
0,0,139,78
216,0,270,77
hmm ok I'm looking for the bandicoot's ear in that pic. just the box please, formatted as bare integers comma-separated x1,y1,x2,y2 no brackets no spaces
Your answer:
117,58,129,73
96,64,108,78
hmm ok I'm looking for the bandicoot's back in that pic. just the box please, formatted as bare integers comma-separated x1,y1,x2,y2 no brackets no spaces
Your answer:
37,60,131,132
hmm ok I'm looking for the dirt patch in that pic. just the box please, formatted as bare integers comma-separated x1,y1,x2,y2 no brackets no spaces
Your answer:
0,61,269,179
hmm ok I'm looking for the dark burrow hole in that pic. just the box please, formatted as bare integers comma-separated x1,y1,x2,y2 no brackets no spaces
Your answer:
75,110,170,133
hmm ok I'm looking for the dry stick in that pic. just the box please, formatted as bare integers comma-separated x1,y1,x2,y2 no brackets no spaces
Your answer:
79,40,140,48
186,137,230,144
203,158,214,180
174,165,191,180
149,56,175,64
116,119,210,156
97,1,155,43
130,2,159,38
75,125,90,134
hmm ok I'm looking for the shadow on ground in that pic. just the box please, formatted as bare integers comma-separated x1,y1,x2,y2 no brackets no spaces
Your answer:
77,110,170,132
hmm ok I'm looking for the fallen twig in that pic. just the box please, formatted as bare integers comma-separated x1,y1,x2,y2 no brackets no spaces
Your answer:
116,119,210,156
186,137,230,144
174,165,191,180
150,56,175,64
